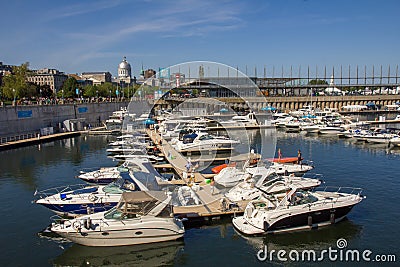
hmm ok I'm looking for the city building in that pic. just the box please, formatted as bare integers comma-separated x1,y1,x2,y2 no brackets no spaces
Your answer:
0,62,14,85
26,68,68,93
68,74,93,87
81,71,112,85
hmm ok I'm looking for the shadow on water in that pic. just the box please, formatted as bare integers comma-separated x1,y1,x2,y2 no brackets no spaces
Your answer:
51,240,184,267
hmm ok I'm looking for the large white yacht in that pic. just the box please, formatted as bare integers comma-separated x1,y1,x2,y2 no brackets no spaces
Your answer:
171,132,240,153
232,186,365,235
51,191,185,246
219,112,259,128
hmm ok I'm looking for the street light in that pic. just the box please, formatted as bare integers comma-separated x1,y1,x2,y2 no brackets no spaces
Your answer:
109,90,111,102
96,90,99,102
12,88,16,105
62,89,64,102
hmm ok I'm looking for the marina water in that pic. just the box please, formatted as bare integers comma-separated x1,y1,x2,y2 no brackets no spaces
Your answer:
0,132,399,266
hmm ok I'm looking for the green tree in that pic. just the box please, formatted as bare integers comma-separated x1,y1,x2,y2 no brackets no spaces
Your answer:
82,84,98,98
1,63,30,100
308,79,328,85
98,82,116,97
61,77,79,98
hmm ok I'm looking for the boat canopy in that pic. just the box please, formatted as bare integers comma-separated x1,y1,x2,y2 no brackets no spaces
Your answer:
120,191,168,203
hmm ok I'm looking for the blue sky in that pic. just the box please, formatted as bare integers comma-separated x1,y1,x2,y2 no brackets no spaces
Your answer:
2,0,399,78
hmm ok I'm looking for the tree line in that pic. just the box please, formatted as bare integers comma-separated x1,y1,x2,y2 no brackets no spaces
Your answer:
0,63,141,102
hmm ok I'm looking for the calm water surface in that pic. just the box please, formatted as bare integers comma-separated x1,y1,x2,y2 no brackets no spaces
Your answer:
0,132,399,266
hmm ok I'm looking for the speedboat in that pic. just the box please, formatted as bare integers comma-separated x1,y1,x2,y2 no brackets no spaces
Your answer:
318,125,345,135
364,133,395,144
77,166,125,185
35,170,149,217
389,135,400,146
219,112,259,128
225,172,321,202
232,186,365,235
271,113,294,128
50,191,185,246
284,120,301,132
301,124,321,133
171,132,240,153
214,162,314,188
76,158,151,185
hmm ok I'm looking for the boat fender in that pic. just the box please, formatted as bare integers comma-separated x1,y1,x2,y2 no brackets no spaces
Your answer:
93,172,99,178
330,212,335,224
251,209,258,217
263,221,269,231
72,221,81,231
88,193,97,202
84,218,92,230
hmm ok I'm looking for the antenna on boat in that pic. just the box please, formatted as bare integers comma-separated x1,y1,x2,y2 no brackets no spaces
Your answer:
253,185,272,197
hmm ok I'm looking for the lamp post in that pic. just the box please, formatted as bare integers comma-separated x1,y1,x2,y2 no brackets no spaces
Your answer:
96,90,99,102
62,89,64,104
13,88,16,106
109,90,111,102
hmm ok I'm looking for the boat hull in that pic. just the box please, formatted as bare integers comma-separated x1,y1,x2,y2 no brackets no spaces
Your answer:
233,205,355,235
57,228,184,247
53,218,184,246
267,205,354,233
37,201,116,216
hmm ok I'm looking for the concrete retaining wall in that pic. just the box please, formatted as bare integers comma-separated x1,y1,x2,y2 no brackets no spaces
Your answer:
0,102,128,137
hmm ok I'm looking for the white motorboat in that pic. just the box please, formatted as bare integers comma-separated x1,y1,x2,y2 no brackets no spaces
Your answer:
364,133,394,144
301,124,321,133
289,106,314,118
219,112,259,128
232,186,365,235
172,132,240,153
76,158,151,185
225,172,321,202
51,191,185,246
318,125,345,135
35,157,165,216
35,170,149,216
214,162,314,188
389,135,400,146
284,120,301,132
271,113,294,128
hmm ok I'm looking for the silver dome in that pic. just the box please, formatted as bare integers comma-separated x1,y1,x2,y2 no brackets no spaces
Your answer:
118,57,131,70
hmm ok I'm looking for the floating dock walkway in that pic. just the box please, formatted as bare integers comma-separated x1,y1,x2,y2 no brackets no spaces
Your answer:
145,129,248,222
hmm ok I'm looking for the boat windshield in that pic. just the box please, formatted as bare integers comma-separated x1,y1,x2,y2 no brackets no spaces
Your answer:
290,191,318,206
198,134,214,141
104,199,160,220
103,177,136,194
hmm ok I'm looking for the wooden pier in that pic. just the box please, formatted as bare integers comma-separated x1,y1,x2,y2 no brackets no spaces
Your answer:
145,129,247,221
0,131,81,151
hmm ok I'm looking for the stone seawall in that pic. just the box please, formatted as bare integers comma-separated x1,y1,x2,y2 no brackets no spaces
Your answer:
0,102,129,137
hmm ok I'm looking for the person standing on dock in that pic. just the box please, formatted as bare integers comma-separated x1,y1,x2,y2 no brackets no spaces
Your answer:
210,178,215,195
186,158,192,172
297,149,302,168
278,148,282,161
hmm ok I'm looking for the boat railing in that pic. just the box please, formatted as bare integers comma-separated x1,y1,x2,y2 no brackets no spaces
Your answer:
318,186,363,196
301,172,324,181
34,184,98,200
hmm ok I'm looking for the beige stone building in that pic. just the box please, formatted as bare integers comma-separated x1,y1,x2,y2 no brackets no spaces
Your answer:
27,68,68,93
81,72,112,85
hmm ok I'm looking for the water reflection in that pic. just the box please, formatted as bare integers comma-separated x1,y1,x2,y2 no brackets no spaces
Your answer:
234,219,362,253
0,136,110,190
52,240,184,266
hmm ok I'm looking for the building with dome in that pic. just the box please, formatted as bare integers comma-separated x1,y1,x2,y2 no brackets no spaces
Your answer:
117,56,134,85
